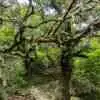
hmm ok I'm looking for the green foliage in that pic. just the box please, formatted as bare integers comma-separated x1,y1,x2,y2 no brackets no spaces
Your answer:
0,88,8,100
0,55,27,89
0,24,14,42
73,38,100,99
0,0,100,100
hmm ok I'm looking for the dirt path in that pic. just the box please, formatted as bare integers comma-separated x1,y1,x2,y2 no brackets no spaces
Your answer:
8,95,36,100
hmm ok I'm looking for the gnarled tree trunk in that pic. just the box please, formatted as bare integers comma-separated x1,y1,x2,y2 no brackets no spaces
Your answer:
60,49,72,100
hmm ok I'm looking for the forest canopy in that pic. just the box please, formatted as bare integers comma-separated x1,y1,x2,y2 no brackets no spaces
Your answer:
0,0,100,100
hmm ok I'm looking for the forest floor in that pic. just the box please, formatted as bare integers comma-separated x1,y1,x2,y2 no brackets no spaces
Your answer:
7,85,80,100
8,95,34,100
7,80,62,100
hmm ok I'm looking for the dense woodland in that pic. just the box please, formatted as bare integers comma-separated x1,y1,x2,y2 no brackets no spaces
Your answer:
0,0,100,100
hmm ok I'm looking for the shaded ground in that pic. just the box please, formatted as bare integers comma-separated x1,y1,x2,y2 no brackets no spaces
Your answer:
7,80,62,100
8,95,36,100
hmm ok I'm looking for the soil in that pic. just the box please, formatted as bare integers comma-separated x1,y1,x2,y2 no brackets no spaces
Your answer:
8,95,36,100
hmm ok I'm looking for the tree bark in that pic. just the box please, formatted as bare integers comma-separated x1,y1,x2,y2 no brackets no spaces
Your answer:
60,49,72,100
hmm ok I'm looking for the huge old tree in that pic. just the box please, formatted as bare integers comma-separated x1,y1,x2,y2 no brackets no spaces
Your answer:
0,0,100,100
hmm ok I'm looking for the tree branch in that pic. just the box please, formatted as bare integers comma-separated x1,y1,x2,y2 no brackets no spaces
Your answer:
25,19,59,29
50,0,76,36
